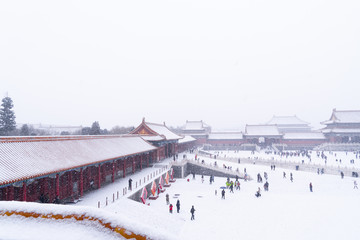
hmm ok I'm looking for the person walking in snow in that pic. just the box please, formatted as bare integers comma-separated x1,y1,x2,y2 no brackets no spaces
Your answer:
128,178,133,191
169,204,173,213
290,173,293,182
264,181,269,191
166,193,170,205
230,182,234,193
354,181,358,189
283,172,286,178
201,175,204,183
341,171,344,179
264,172,268,180
221,189,225,199
190,205,195,220
309,182,313,192
235,180,240,190
255,187,261,198
176,200,180,213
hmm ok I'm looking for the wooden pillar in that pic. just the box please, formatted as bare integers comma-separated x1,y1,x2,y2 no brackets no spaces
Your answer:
112,161,115,183
157,149,160,161
140,155,143,170
56,174,60,197
7,186,14,201
69,172,73,198
80,168,84,197
22,182,27,202
123,159,126,178
132,157,135,174
98,165,101,189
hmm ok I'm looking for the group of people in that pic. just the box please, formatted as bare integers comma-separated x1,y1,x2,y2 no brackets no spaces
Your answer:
166,193,196,220
167,194,181,214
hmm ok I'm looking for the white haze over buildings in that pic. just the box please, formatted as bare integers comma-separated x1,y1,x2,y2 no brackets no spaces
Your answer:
1,0,359,131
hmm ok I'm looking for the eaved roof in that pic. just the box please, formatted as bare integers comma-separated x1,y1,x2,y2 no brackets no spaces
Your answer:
140,135,165,142
245,125,281,136
178,135,197,144
0,136,157,186
322,109,360,125
183,120,209,131
283,132,326,140
145,122,183,140
321,128,360,133
208,132,243,140
267,115,309,125
130,119,183,141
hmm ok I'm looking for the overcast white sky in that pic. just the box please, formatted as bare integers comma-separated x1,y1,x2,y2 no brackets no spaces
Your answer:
1,0,359,131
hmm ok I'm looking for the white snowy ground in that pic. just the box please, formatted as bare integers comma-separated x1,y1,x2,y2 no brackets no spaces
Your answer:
1,151,360,240
213,149,360,169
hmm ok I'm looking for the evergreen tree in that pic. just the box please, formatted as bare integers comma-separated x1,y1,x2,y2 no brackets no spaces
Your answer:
0,97,16,136
20,124,30,136
81,127,91,135
90,121,101,135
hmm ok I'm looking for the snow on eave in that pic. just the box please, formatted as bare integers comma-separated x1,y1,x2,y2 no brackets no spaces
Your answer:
145,122,183,140
178,135,197,144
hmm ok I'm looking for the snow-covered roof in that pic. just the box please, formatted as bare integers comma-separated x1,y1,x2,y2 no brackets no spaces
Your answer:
140,135,165,142
322,128,360,134
267,115,309,125
322,109,360,125
283,132,326,140
178,135,196,144
145,122,182,140
208,132,243,140
245,125,281,136
0,136,157,186
130,119,182,141
183,120,209,131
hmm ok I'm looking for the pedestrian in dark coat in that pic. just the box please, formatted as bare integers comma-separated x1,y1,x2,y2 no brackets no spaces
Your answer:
221,189,225,199
128,178,133,191
264,181,269,191
190,205,195,220
176,200,180,213
309,182,313,192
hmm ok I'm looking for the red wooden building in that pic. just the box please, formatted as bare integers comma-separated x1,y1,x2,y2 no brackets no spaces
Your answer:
181,120,211,145
177,135,197,153
321,109,360,143
129,119,183,160
207,132,244,147
0,135,157,203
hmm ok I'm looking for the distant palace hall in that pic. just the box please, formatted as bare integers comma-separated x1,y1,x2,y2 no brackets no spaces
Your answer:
182,109,360,151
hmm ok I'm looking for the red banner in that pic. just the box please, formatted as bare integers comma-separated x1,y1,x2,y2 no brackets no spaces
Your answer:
165,172,170,185
151,181,157,196
141,187,147,204
159,176,164,190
